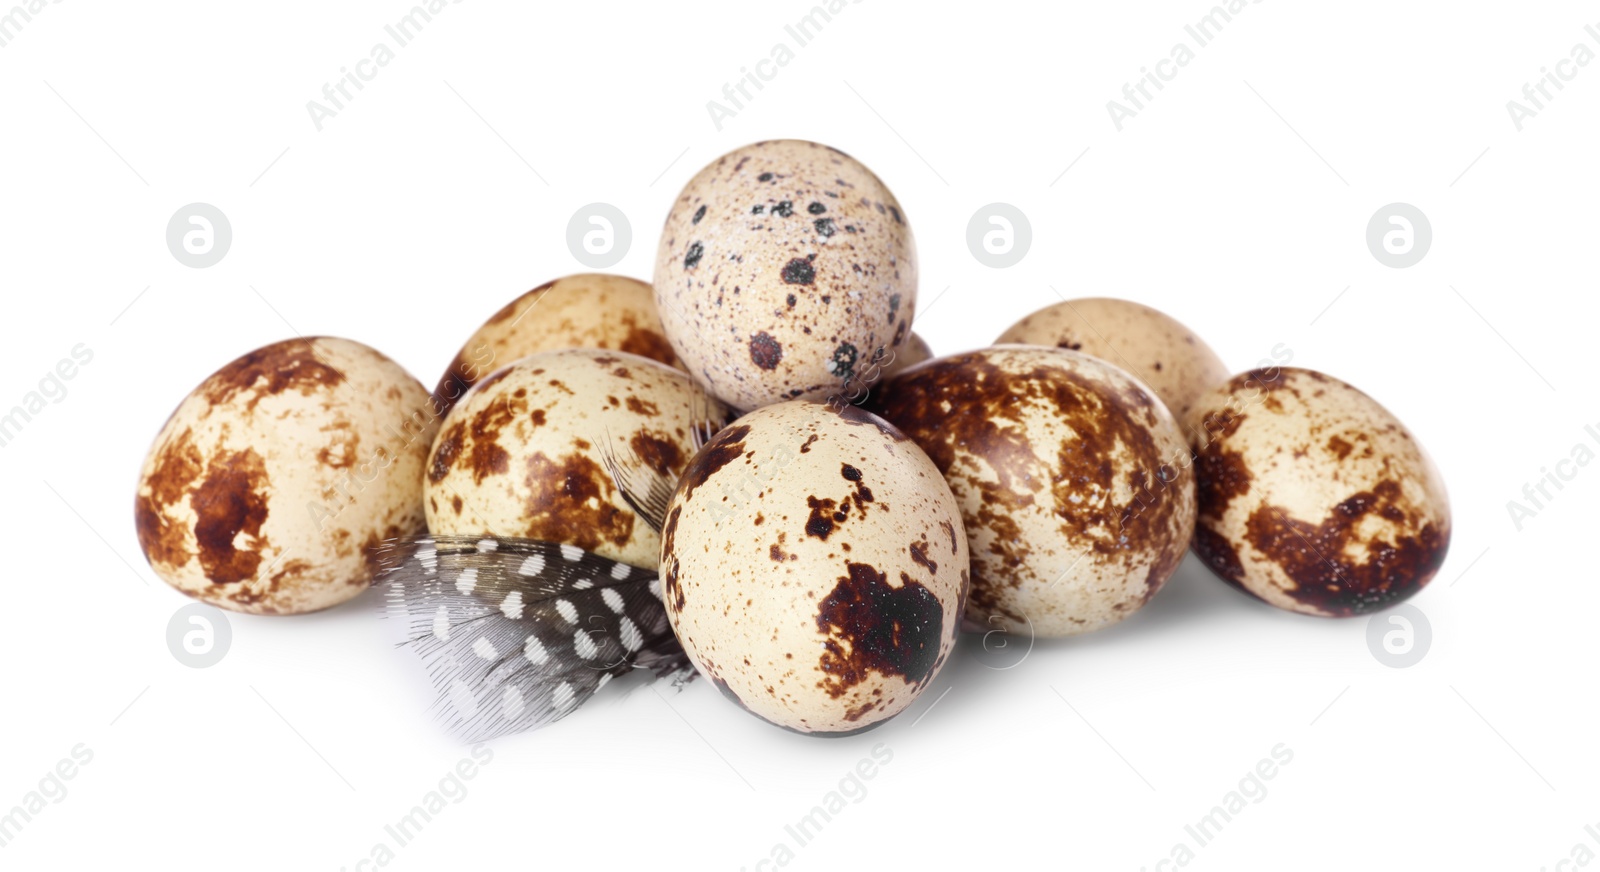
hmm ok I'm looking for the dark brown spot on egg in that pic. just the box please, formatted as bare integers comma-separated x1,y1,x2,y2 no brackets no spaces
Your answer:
805,496,844,540
749,332,783,370
521,452,634,551
134,495,190,570
625,396,660,417
1327,435,1355,460
1242,481,1450,616
940,520,959,555
1193,525,1246,586
774,200,794,217
808,201,826,214
190,448,271,585
677,424,750,500
909,537,937,576
829,343,858,382
428,423,464,483
683,242,704,270
1193,433,1252,520
629,431,683,476
660,506,685,611
781,256,816,285
815,562,944,698
619,326,677,366
138,428,205,557
692,205,706,224
463,396,523,483
203,339,344,413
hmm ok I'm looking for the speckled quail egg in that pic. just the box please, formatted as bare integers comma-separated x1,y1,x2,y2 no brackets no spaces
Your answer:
135,337,436,614
654,140,918,411
1185,367,1451,616
872,346,1195,637
425,348,726,569
433,274,681,414
996,297,1229,425
661,400,967,735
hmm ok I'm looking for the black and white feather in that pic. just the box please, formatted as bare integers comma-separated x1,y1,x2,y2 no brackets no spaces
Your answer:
379,536,688,741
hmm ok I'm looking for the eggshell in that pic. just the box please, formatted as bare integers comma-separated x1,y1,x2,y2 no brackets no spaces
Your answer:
425,348,726,570
434,274,680,414
1185,367,1451,616
995,297,1228,424
654,140,918,411
882,332,933,380
661,401,967,735
872,346,1195,637
135,337,436,615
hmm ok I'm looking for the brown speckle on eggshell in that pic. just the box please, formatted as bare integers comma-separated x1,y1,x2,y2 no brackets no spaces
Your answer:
1185,367,1451,616
433,274,682,415
135,337,437,615
996,297,1228,424
662,401,967,735
426,348,727,570
654,140,917,411
872,346,1196,637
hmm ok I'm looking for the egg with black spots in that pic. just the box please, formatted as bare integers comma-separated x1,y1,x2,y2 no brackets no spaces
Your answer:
1185,367,1450,616
661,400,967,735
654,140,917,411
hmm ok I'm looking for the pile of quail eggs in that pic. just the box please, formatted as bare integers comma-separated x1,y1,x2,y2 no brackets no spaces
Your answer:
135,139,1451,736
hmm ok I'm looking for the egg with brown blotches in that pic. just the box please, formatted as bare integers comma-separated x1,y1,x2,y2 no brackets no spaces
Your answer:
135,337,437,615
433,274,681,415
996,297,1229,424
871,346,1196,637
425,348,726,570
1185,367,1451,617
661,401,967,735
654,140,917,411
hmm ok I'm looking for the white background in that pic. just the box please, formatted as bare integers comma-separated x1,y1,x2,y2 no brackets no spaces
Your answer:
2,1,1596,869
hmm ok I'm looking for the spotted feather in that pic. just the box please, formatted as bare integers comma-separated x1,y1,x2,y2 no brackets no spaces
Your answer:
379,536,688,740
